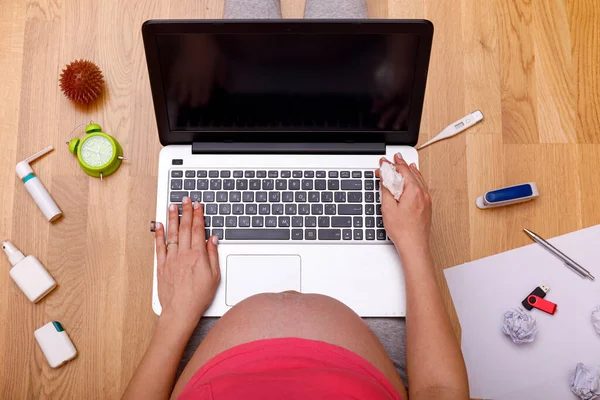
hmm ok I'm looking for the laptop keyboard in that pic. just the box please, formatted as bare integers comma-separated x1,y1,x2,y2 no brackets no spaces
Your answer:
168,169,389,242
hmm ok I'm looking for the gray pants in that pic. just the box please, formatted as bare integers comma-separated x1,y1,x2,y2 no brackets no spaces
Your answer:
179,0,407,387
224,0,368,19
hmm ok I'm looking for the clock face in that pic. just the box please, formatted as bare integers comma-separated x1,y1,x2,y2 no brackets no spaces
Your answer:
80,135,114,167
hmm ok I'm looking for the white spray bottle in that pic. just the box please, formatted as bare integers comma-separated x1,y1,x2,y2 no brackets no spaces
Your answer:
2,240,57,303
15,146,62,222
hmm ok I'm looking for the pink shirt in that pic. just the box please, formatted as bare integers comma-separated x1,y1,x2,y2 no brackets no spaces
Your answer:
179,338,401,400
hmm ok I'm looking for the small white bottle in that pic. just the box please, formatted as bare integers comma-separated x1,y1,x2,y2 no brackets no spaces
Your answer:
35,321,77,368
2,240,57,303
15,146,62,222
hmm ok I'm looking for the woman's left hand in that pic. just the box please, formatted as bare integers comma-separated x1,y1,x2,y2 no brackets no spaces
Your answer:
154,197,221,332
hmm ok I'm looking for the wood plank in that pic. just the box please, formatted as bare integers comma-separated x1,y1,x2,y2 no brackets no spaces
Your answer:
533,0,576,143
205,0,225,18
461,0,502,133
5,13,62,398
577,145,600,226
388,0,423,19
498,0,540,144
467,134,507,260
367,0,388,18
42,176,89,399
281,0,305,18
0,0,24,394
503,144,581,249
569,0,600,143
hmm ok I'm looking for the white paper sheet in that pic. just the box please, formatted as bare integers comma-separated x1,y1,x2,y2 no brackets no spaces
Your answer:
444,225,600,400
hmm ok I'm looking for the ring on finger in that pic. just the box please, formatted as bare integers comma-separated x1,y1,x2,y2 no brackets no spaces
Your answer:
166,240,178,247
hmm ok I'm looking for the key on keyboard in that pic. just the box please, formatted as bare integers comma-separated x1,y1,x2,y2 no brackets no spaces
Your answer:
168,169,388,242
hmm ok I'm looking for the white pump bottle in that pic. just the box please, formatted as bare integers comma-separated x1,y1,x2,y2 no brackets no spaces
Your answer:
2,240,57,303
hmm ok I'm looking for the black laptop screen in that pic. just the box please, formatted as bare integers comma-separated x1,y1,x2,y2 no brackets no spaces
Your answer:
156,33,419,132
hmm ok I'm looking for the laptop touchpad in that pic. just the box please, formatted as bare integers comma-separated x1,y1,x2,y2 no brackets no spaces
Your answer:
226,255,301,306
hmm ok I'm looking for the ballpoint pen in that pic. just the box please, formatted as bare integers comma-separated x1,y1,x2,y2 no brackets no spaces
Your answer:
523,228,595,281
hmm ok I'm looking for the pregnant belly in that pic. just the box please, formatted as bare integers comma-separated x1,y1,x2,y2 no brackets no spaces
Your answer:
171,292,406,399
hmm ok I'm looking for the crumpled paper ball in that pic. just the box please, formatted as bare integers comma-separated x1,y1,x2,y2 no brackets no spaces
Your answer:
570,363,600,400
380,162,405,201
502,307,538,344
592,306,600,336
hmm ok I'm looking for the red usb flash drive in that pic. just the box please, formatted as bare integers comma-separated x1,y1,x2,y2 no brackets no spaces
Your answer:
527,295,557,315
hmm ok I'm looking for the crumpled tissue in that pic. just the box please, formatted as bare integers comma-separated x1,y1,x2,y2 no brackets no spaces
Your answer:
570,363,600,400
592,305,600,336
379,162,405,201
501,307,538,344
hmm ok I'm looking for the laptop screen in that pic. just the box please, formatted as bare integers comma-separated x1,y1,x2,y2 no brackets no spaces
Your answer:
156,33,420,133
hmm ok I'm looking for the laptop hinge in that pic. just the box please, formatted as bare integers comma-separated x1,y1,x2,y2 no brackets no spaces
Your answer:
191,142,386,155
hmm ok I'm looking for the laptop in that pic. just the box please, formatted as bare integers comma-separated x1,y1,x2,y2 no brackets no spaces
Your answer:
142,19,433,317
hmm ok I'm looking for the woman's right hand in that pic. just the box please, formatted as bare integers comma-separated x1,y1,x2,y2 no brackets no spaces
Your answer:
376,153,432,263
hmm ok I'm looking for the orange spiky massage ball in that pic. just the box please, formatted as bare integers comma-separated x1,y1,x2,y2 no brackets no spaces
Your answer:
59,59,104,105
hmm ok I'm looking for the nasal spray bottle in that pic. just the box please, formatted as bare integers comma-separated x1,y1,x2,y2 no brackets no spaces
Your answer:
16,146,62,222
2,240,57,303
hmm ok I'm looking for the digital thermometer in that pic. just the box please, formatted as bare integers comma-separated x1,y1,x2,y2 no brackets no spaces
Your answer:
417,110,484,150
476,182,539,209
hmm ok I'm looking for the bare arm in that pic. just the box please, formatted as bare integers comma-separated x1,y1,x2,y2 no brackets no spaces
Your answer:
122,198,221,399
122,316,194,400
403,250,468,399
377,154,469,399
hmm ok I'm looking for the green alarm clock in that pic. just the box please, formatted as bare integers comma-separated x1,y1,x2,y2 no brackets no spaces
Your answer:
68,123,126,180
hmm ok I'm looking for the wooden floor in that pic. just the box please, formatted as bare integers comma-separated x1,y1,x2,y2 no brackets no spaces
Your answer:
0,0,598,397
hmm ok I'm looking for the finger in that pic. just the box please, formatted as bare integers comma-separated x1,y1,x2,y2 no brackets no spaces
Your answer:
379,157,394,167
410,163,428,187
403,161,425,191
178,197,193,249
410,163,429,192
166,203,179,258
191,202,207,249
409,166,425,191
375,156,393,180
393,153,419,187
375,157,386,178
379,180,396,205
205,235,221,275
154,222,167,267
